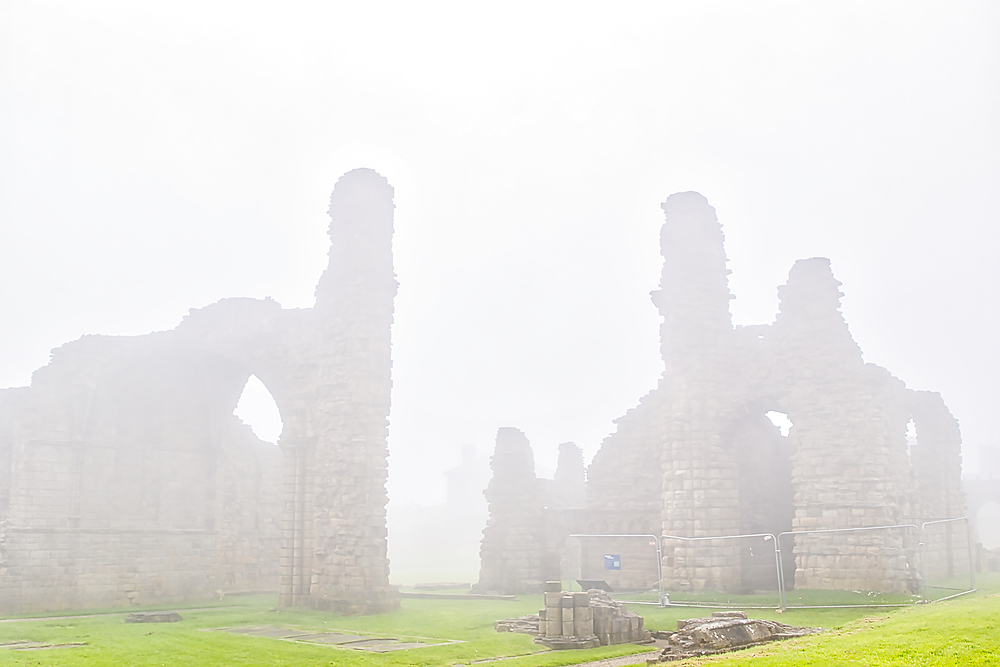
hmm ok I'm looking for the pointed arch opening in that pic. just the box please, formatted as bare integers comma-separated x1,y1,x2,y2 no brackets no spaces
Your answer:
234,375,283,445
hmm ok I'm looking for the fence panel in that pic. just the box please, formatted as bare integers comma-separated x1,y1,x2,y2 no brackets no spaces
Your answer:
777,524,924,609
660,533,782,609
565,519,974,610
919,517,975,601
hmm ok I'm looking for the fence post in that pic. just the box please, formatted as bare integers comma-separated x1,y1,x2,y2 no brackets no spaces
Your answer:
967,518,977,591
918,526,929,600
775,532,787,611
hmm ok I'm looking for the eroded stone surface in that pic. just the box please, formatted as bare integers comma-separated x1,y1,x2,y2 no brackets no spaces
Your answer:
650,611,821,662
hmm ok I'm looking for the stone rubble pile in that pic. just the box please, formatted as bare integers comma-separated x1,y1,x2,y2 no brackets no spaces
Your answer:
650,611,821,662
495,583,652,650
494,615,539,634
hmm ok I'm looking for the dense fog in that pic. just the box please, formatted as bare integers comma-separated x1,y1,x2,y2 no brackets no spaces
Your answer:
1,2,998,588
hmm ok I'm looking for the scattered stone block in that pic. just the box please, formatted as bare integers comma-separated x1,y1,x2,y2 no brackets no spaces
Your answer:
496,586,650,650
125,612,183,623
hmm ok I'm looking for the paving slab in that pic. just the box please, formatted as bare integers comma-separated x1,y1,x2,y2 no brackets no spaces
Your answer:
291,633,373,645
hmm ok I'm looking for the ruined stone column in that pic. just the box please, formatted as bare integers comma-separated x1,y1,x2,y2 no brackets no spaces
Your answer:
280,169,400,613
654,192,742,592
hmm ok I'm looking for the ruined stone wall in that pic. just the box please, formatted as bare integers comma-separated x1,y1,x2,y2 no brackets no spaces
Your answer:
907,391,969,582
551,191,966,596
583,389,667,591
587,392,665,523
0,169,399,614
0,333,285,613
475,428,549,593
766,261,919,593
458,189,967,596
476,430,661,593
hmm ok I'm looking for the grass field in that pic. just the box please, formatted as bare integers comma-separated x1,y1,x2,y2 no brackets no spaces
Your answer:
0,575,996,666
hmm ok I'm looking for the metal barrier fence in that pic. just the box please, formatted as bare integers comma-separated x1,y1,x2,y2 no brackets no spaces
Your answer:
918,517,976,602
566,518,975,610
661,532,784,609
775,523,919,609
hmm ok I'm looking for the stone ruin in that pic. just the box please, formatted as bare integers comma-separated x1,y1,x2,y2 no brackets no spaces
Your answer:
651,610,820,662
494,582,651,650
0,169,399,614
0,179,972,613
476,191,967,596
536,586,652,649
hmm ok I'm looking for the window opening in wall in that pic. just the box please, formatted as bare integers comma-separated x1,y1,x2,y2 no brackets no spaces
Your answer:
765,411,792,437
235,375,283,445
905,419,917,464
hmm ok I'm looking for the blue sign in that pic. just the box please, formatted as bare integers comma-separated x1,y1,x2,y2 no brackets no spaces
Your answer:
604,554,621,570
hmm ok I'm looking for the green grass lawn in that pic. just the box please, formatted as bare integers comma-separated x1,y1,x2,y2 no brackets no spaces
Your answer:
678,574,1000,666
0,575,996,666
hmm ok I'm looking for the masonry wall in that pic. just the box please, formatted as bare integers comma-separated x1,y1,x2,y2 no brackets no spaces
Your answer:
478,190,967,597
0,169,399,615
0,338,284,613
474,428,549,594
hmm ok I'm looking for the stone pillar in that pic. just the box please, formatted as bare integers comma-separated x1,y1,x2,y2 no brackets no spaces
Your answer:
281,169,400,613
775,259,917,593
654,192,741,592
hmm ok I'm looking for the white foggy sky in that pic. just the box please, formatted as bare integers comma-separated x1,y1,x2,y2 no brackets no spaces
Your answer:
2,1,998,504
